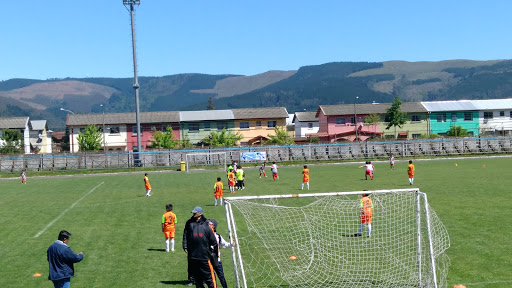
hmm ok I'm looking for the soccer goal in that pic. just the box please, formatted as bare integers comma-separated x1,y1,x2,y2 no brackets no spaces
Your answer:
185,151,227,173
224,189,450,288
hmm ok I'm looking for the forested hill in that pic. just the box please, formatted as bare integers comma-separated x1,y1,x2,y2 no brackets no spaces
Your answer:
2,59,512,130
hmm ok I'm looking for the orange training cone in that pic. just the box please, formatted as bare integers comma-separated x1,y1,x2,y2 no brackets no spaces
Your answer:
455,163,457,167
483,164,485,168
33,273,42,277
454,285,466,288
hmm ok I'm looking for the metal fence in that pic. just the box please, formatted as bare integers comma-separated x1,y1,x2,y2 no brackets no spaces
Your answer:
1,136,512,173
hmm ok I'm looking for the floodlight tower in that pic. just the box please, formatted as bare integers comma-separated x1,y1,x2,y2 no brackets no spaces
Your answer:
123,0,142,164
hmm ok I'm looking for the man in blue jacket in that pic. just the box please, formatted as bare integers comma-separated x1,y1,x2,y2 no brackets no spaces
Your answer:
47,230,84,288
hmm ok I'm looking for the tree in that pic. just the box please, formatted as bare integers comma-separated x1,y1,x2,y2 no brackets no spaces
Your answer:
265,126,295,145
77,124,102,151
60,127,70,152
364,113,381,135
202,129,242,146
207,97,215,110
150,126,179,149
446,126,469,137
385,95,407,138
0,129,23,154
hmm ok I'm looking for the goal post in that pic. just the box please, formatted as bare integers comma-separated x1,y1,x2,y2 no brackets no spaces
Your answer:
185,151,227,173
224,189,450,288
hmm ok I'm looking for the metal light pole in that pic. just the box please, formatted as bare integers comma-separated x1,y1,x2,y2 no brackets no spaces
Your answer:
354,96,359,141
123,0,142,165
100,104,106,152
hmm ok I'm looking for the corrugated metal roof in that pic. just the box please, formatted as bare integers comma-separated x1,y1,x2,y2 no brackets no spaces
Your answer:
179,110,234,122
0,117,29,129
30,120,47,130
293,112,318,122
67,111,180,126
422,99,512,111
232,107,289,119
317,102,427,116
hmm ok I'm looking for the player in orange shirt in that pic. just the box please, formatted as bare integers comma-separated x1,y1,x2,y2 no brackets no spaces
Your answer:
301,165,309,190
407,160,415,185
144,173,152,197
162,204,177,252
214,177,224,206
358,193,373,237
228,171,236,193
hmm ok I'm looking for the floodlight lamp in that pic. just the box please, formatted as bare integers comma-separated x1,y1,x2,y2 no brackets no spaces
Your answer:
123,0,140,5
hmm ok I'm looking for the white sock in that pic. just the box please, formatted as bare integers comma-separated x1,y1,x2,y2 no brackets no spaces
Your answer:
368,224,372,236
301,183,304,190
214,199,217,206
165,239,169,251
359,223,363,235
220,198,223,206
307,183,309,190
171,239,175,251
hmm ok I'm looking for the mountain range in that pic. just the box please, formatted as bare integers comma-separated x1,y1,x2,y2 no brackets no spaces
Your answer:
1,59,512,130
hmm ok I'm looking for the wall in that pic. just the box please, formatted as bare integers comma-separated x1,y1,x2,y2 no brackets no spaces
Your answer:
181,121,235,144
429,111,479,136
380,113,429,139
234,119,287,144
295,121,320,138
479,110,512,135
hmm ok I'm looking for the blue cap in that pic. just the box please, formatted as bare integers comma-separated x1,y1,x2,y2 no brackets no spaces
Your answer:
191,206,203,213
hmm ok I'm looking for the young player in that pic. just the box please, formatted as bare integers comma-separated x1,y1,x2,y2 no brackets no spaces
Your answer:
359,161,374,180
214,177,224,206
162,204,177,252
389,154,395,170
358,194,373,237
301,165,309,190
228,170,236,193
20,170,27,184
407,160,415,185
144,173,152,197
236,166,245,190
259,162,267,178
207,219,234,288
271,162,279,181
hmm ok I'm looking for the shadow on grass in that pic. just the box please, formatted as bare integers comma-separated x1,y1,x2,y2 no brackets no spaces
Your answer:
159,280,190,285
147,248,166,252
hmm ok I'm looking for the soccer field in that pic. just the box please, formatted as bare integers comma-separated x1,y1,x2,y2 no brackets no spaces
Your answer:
0,157,510,287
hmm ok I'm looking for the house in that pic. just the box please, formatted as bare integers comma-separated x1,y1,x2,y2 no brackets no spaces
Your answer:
0,116,31,154
66,112,180,152
179,110,235,145
313,102,428,141
29,120,52,153
232,107,289,145
292,112,319,138
422,99,512,136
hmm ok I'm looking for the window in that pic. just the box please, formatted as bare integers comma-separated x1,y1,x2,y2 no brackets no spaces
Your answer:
256,121,261,127
217,122,227,130
451,113,457,122
239,122,249,129
308,123,313,129
411,115,420,122
483,112,493,120
0,130,3,138
79,128,85,133
267,120,277,128
350,117,356,124
189,123,199,132
464,112,473,121
436,113,446,122
412,134,421,139
500,111,505,117
204,122,210,130
110,127,120,134
132,126,143,135
335,117,346,125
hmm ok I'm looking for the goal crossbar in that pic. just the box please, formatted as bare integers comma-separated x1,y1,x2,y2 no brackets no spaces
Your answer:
224,188,450,288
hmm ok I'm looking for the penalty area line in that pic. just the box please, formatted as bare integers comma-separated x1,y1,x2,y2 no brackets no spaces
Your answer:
34,182,105,238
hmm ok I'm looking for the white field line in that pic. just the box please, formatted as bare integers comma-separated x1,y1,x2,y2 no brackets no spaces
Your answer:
455,280,512,286
34,182,104,238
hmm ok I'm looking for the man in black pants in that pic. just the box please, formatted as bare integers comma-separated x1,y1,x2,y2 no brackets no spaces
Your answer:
183,206,218,288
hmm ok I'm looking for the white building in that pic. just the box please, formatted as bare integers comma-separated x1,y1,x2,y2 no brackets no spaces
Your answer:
292,112,319,138
475,99,512,135
29,120,53,153
0,117,31,154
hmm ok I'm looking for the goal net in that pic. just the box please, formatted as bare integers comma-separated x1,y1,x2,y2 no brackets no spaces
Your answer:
224,189,450,288
185,152,227,173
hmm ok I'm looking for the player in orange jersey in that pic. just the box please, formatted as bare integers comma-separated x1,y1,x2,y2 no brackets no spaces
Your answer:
214,177,224,206
162,204,177,252
407,160,415,185
144,173,152,197
358,193,373,237
228,170,236,193
301,165,309,190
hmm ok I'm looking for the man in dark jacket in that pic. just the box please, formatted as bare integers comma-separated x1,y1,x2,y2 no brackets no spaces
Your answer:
183,206,218,288
47,230,84,288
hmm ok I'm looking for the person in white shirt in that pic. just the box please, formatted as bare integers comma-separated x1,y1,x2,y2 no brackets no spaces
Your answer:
207,219,234,288
271,162,279,181
359,161,374,180
389,154,395,170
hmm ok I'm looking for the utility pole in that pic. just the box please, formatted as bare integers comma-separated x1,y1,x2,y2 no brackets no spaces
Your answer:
354,96,359,141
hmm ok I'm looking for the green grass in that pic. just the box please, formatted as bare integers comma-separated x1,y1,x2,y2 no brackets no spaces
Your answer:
0,157,510,287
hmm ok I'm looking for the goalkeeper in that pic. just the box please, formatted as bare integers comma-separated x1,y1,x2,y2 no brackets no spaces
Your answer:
358,193,373,237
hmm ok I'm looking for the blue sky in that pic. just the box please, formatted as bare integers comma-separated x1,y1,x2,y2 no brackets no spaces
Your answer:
1,0,510,81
